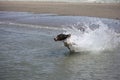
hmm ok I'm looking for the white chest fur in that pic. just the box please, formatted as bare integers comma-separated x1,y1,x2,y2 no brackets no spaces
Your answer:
63,36,78,52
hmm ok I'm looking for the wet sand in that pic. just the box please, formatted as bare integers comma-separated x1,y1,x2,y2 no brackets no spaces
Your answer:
0,1,120,19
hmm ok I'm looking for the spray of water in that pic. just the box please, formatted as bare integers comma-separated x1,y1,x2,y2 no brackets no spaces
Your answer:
62,19,120,52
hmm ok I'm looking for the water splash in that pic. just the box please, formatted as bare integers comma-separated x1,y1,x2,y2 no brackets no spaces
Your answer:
62,19,120,52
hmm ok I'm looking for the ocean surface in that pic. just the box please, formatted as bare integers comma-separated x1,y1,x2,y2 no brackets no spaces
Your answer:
0,11,120,80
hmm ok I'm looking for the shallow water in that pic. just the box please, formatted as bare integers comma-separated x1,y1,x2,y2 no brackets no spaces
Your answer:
0,11,120,80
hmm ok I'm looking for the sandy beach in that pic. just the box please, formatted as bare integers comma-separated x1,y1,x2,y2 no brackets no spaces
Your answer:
0,1,120,19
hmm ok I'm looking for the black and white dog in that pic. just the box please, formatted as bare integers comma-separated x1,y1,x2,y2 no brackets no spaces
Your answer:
54,33,76,52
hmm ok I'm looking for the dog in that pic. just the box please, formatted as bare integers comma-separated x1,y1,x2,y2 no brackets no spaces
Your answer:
54,34,71,41
54,33,76,52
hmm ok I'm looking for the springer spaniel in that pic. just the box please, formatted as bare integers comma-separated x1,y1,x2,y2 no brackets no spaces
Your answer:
54,33,77,52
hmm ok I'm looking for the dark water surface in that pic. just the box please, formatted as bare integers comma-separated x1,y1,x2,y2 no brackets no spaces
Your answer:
0,11,120,80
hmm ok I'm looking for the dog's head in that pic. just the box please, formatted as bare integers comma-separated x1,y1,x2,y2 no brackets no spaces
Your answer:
54,34,71,41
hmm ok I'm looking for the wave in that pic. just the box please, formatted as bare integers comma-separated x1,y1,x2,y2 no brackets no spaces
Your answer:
62,19,120,52
0,21,62,30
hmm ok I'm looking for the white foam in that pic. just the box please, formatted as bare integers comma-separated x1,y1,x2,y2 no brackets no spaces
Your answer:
63,19,120,52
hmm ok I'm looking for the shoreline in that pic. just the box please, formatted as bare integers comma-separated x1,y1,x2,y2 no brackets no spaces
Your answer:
0,1,120,19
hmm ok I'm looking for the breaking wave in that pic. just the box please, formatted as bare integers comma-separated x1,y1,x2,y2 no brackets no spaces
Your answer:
62,19,120,52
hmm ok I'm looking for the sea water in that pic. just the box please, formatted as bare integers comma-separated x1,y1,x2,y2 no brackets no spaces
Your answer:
0,11,120,80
